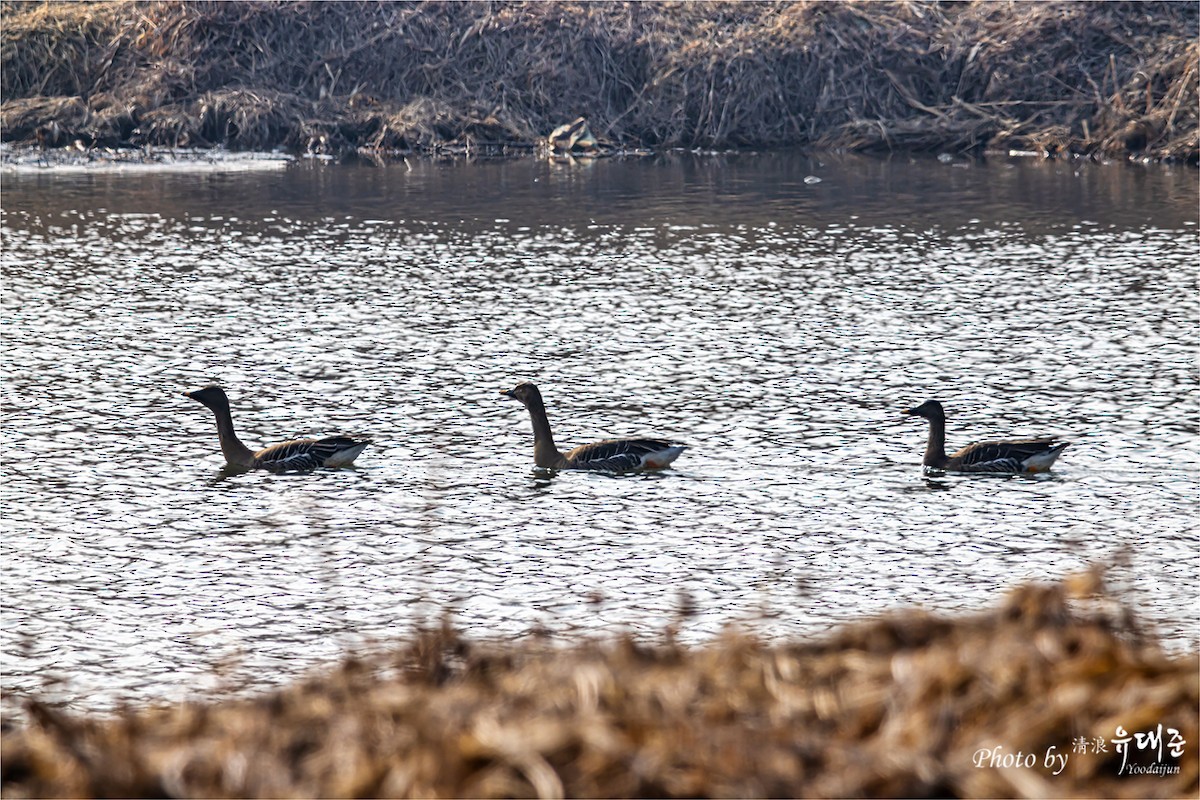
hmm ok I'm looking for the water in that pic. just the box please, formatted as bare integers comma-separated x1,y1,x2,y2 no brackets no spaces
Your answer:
2,152,1197,715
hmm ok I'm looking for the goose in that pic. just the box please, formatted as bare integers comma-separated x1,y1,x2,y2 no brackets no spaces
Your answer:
183,385,370,471
904,399,1068,473
500,382,686,471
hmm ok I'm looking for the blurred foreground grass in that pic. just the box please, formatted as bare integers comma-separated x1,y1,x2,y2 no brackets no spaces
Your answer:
2,570,1196,798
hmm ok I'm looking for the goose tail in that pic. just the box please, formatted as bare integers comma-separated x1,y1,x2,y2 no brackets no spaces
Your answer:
1021,442,1068,473
322,440,371,468
641,444,687,470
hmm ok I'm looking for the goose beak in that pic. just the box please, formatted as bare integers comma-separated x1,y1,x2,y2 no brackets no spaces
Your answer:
500,389,515,398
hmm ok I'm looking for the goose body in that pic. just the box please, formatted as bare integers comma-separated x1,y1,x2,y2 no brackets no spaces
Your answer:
501,382,685,471
904,399,1067,473
183,386,370,471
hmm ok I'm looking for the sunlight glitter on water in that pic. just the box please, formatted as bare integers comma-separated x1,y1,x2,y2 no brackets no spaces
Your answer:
2,153,1197,713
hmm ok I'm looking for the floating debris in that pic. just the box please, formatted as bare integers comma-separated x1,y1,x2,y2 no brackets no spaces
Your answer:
548,116,599,154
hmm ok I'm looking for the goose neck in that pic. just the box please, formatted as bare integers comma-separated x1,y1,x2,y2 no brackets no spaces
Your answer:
923,415,948,468
524,397,562,468
209,403,257,468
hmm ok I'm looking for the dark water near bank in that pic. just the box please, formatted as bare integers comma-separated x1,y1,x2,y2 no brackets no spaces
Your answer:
2,152,1197,714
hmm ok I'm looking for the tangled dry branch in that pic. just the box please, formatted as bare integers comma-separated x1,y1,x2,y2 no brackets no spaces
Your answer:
1,2,1196,158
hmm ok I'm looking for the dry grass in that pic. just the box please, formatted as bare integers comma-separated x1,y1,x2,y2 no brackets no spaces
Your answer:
2,570,1196,798
1,1,1196,159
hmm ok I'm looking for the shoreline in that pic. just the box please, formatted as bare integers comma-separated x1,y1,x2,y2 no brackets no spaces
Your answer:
4,141,1193,177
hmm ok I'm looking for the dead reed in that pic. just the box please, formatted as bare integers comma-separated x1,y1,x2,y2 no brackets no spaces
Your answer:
2,570,1196,798
1,1,1196,160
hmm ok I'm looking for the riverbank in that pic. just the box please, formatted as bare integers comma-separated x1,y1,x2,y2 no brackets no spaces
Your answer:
2,570,1196,798
2,1,1196,161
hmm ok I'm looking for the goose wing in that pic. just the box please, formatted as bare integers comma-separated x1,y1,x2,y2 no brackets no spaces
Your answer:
255,436,368,471
564,438,683,471
949,438,1063,473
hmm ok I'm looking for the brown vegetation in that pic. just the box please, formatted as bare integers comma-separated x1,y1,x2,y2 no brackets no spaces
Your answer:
1,1,1196,160
2,570,1196,798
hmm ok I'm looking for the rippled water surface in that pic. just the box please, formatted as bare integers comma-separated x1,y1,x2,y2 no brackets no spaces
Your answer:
3,153,1197,713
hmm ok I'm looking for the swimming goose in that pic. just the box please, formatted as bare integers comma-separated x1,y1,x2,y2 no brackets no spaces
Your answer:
500,382,686,471
183,385,370,471
904,399,1068,473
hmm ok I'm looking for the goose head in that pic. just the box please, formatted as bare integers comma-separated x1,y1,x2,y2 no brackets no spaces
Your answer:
903,399,945,420
183,385,231,411
500,382,543,407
